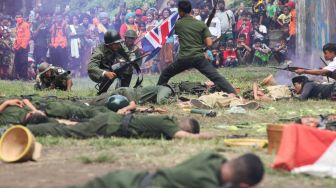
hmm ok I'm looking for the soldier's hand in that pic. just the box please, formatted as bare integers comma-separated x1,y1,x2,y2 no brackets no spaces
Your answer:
104,71,117,80
5,99,24,108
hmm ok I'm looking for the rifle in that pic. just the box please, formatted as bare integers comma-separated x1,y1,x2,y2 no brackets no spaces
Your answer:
269,65,311,72
206,0,219,27
96,53,150,95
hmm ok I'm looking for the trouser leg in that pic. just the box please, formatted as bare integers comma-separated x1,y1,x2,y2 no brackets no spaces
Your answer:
195,58,236,94
157,59,191,85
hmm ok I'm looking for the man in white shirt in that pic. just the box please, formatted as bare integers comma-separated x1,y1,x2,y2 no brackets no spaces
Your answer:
205,16,221,39
296,43,336,80
216,1,235,45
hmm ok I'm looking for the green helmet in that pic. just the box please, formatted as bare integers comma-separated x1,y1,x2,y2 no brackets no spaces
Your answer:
125,30,137,38
104,30,122,45
105,95,129,112
38,62,52,76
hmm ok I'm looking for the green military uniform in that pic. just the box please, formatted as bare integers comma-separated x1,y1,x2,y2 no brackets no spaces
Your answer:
0,106,31,126
27,112,180,139
67,152,226,188
89,85,173,106
35,66,71,91
88,43,131,83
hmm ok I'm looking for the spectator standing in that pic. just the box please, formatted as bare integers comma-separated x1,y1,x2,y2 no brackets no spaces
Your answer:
49,15,68,69
265,0,278,29
287,1,296,59
252,0,266,25
158,8,174,72
13,14,31,80
216,1,235,46
0,28,14,79
67,15,85,77
33,14,50,64
277,6,291,30
120,12,138,39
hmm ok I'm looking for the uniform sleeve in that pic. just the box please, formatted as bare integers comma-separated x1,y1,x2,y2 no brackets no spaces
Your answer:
323,61,336,72
202,24,212,39
299,83,314,100
88,46,104,83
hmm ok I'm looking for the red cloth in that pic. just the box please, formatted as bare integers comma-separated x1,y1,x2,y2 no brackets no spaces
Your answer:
235,20,252,45
14,21,31,50
223,50,237,62
272,124,336,171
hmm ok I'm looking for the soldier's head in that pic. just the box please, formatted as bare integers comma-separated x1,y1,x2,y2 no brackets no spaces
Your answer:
178,118,200,134
23,110,48,125
323,43,336,61
178,0,192,17
220,153,264,188
292,76,309,94
104,30,122,51
38,62,52,78
125,30,138,47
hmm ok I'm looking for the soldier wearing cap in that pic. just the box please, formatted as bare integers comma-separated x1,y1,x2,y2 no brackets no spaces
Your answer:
122,30,142,87
88,30,135,94
35,62,73,91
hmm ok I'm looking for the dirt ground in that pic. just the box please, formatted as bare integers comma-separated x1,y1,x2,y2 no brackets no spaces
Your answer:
1,141,335,188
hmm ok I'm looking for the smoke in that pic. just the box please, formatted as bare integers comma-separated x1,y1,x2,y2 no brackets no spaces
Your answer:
274,49,328,86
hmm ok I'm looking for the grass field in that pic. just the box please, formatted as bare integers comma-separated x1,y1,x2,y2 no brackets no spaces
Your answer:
0,67,335,188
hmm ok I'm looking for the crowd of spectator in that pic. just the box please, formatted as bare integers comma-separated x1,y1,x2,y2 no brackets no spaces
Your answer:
0,0,296,80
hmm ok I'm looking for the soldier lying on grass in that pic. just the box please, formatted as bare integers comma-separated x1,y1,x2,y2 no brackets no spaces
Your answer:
67,152,264,188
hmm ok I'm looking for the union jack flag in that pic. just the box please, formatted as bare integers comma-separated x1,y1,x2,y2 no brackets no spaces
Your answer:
141,12,179,62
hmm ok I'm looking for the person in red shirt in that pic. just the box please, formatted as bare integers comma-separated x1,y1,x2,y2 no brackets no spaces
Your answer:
223,40,238,67
235,12,252,46
13,14,31,80
49,14,68,69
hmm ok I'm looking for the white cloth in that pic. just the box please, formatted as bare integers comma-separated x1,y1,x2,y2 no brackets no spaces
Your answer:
254,25,267,40
216,10,235,33
69,25,80,58
195,15,201,21
323,57,336,72
205,17,221,38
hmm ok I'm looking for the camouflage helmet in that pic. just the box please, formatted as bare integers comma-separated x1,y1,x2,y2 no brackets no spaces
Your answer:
105,95,129,112
125,30,137,38
38,62,52,76
104,30,122,45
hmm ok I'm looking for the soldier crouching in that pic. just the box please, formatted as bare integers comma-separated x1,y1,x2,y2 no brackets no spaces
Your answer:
34,62,73,91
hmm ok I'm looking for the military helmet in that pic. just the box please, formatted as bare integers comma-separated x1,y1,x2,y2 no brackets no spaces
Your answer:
125,30,138,38
0,125,42,163
104,30,122,45
38,62,52,76
105,95,130,112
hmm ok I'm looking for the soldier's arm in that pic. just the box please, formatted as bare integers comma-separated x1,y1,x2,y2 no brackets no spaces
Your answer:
22,99,38,111
66,79,73,91
88,47,105,82
0,99,24,112
117,101,137,114
295,68,330,76
173,131,216,139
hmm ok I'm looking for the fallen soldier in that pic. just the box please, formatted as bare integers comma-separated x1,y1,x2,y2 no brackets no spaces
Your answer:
26,111,215,140
67,152,264,188
244,74,292,102
280,114,336,131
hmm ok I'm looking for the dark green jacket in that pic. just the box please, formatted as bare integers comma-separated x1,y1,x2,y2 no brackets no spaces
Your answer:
88,43,131,83
67,152,226,188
